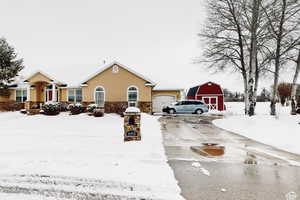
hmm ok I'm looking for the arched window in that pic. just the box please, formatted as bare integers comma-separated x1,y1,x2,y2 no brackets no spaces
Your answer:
127,86,138,107
94,86,105,107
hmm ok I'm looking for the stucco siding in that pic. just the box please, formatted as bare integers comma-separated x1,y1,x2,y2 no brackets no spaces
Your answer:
27,72,52,83
82,64,152,102
60,88,68,102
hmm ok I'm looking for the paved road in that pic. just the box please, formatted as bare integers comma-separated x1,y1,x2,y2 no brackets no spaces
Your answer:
160,114,300,200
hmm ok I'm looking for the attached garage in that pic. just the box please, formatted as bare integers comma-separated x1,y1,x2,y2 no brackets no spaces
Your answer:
152,95,176,113
152,89,183,113
187,82,225,111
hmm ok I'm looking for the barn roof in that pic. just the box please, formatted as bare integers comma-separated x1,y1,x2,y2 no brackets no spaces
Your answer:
187,81,224,97
187,86,198,97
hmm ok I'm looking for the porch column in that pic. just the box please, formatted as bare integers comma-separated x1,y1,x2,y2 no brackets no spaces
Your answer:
27,84,31,101
52,82,56,102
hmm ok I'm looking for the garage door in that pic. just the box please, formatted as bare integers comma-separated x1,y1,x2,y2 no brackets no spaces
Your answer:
152,95,176,113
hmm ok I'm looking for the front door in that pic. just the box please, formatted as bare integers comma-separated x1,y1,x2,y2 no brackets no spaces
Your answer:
46,89,58,102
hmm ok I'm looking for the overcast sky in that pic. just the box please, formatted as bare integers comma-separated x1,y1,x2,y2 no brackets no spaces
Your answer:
1,0,294,91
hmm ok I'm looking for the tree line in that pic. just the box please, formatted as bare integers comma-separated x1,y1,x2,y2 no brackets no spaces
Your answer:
200,0,300,116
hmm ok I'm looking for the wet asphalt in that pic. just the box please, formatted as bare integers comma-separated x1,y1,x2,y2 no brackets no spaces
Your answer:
160,114,300,200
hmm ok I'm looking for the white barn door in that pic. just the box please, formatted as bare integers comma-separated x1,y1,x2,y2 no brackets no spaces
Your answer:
203,97,218,111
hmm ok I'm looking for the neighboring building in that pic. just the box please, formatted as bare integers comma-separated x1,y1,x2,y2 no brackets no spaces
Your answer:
0,61,183,113
187,81,225,111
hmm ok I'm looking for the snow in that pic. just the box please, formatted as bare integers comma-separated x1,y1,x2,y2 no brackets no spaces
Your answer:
191,162,210,176
213,102,300,155
44,101,60,106
125,107,140,113
0,193,68,200
0,112,184,199
221,188,227,192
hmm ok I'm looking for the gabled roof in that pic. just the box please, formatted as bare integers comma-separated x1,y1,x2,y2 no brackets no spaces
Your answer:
24,70,66,85
81,61,156,86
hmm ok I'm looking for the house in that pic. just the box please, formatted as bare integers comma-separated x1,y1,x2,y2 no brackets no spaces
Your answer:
0,61,183,113
187,81,225,111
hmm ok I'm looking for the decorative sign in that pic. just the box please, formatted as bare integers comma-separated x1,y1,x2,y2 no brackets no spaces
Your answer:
126,131,137,137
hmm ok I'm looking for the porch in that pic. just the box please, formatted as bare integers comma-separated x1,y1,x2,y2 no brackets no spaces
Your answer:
24,71,67,111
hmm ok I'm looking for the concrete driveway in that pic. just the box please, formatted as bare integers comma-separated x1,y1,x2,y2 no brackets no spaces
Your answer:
160,114,300,200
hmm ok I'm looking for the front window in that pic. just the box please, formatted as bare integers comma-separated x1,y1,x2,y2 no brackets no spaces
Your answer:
95,87,105,107
16,89,27,102
68,89,82,103
128,86,138,107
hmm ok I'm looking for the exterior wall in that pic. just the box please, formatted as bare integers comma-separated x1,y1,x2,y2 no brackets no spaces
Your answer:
0,102,24,111
218,96,224,111
104,101,151,113
27,72,52,83
0,95,9,102
60,88,68,102
0,90,24,111
82,64,153,102
152,90,181,101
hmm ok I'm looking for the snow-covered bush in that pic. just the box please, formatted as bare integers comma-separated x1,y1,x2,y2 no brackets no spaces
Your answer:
87,104,98,113
68,103,85,115
93,108,104,117
58,102,68,112
42,101,60,115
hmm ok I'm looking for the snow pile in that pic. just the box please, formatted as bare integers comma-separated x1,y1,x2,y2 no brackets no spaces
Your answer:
213,102,300,155
125,107,140,113
0,112,183,200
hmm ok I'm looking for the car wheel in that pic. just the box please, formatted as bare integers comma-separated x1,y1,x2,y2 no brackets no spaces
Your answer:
195,109,203,115
168,109,176,114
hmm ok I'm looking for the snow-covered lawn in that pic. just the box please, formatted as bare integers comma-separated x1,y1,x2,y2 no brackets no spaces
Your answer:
0,112,183,200
214,102,300,155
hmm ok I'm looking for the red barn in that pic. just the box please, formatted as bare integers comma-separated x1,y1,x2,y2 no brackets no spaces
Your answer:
187,82,225,111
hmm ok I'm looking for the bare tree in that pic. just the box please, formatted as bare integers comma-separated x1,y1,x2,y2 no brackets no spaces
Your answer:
261,0,300,115
199,0,276,115
248,0,262,116
199,0,250,114
291,50,300,114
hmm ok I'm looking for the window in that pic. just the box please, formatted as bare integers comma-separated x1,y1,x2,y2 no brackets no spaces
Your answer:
127,86,138,107
95,86,105,107
195,101,204,105
16,89,27,102
68,88,82,103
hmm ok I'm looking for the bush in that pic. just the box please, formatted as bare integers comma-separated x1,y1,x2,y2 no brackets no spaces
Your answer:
68,103,85,115
20,109,27,114
42,101,60,115
58,102,68,112
93,108,104,117
87,104,98,113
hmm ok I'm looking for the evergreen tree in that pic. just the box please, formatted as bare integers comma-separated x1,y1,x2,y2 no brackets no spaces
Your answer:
0,38,24,92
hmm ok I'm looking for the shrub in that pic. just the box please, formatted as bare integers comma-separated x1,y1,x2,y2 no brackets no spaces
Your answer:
93,108,104,117
68,103,85,115
20,109,27,114
42,101,60,115
58,102,68,112
87,104,98,113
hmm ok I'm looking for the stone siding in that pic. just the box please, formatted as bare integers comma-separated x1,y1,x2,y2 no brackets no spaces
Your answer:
0,102,24,111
